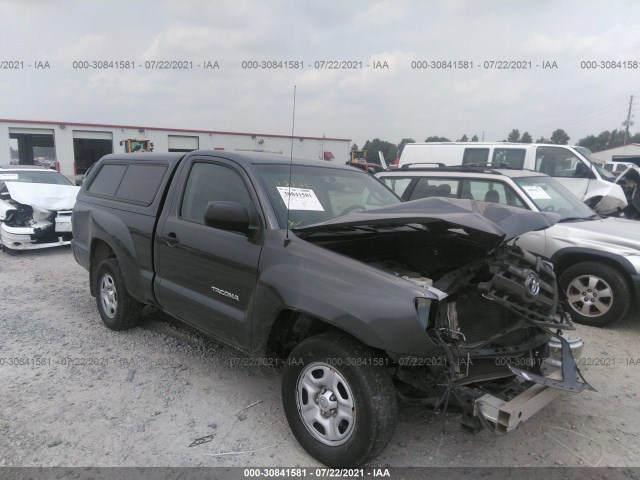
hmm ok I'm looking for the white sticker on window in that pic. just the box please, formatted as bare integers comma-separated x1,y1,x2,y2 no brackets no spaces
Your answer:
0,174,19,180
277,187,325,211
522,185,552,200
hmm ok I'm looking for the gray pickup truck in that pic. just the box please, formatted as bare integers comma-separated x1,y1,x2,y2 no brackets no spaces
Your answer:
72,151,591,467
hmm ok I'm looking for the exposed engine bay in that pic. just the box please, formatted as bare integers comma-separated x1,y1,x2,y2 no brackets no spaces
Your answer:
301,217,592,433
617,167,640,219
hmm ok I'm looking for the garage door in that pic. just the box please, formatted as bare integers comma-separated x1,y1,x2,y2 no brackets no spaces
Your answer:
168,135,199,152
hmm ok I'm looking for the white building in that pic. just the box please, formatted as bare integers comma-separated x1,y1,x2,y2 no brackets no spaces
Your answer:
0,119,351,177
591,143,640,164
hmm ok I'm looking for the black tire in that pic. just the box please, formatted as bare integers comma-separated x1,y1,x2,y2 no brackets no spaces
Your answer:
95,258,142,330
281,332,397,467
559,261,631,327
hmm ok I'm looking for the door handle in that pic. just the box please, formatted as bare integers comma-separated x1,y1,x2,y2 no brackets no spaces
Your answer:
162,232,180,246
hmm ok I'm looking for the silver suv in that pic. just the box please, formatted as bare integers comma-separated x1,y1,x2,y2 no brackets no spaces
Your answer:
378,166,640,327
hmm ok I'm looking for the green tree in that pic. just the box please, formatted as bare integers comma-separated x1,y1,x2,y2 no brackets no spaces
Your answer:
577,130,626,151
507,129,521,142
471,135,479,142
521,132,533,143
425,136,450,142
550,129,570,145
362,138,398,166
397,138,415,156
457,134,469,142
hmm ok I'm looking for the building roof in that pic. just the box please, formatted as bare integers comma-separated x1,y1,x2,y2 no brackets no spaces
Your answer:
592,143,640,154
0,118,351,142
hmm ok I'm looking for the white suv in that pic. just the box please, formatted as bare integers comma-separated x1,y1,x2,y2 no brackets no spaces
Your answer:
378,165,640,327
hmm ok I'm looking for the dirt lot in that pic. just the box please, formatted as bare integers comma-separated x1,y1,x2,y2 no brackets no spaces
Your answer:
1,247,640,468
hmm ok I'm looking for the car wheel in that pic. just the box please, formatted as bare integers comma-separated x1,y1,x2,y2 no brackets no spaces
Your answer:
95,258,142,330
559,261,631,327
281,332,397,467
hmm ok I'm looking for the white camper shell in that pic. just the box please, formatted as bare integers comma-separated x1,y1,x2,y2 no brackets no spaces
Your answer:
398,143,627,215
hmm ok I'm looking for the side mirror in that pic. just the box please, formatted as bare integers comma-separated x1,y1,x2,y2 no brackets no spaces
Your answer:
203,201,256,236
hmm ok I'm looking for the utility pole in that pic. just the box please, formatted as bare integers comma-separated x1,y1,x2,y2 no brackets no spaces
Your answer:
623,95,634,145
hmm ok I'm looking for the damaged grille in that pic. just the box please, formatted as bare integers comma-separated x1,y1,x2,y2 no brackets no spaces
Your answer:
478,246,558,322
455,292,528,344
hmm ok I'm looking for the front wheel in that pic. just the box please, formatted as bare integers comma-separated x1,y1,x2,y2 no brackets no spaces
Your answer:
281,332,397,467
559,261,631,327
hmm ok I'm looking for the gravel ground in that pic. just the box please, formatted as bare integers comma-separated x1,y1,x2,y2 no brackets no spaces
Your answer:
1,247,640,468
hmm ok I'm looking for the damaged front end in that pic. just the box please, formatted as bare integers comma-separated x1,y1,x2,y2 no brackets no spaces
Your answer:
296,197,593,433
406,243,594,434
0,182,77,251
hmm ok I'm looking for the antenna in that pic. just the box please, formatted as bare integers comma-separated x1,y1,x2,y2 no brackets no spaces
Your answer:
285,85,297,243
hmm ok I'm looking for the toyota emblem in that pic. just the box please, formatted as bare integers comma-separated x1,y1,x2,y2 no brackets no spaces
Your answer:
525,272,541,296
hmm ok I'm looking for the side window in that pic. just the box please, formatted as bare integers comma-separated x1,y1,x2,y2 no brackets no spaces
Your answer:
115,164,167,205
87,164,127,196
535,147,591,178
462,148,489,165
463,180,525,207
381,177,412,197
409,178,459,200
181,162,254,223
493,148,525,169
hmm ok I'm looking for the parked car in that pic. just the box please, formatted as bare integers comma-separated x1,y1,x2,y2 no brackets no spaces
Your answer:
0,165,80,251
72,151,590,467
378,165,640,327
397,142,627,216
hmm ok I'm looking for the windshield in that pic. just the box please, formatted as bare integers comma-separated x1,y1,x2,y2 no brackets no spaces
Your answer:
0,170,74,191
515,176,596,221
255,164,400,228
590,162,617,182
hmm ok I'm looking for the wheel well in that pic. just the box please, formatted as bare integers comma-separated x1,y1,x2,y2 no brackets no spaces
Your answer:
555,253,629,281
90,239,115,296
265,310,332,359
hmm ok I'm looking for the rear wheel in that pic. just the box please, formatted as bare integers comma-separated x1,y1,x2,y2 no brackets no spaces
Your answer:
281,332,397,467
95,258,142,330
559,261,631,327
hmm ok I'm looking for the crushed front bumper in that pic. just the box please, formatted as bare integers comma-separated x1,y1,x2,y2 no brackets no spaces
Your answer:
1,222,72,250
474,335,594,433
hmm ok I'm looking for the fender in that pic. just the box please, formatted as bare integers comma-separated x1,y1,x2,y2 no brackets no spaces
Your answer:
89,207,158,305
551,246,637,276
249,233,440,357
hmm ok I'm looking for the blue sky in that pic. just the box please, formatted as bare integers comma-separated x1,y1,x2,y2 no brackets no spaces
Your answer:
1,0,639,146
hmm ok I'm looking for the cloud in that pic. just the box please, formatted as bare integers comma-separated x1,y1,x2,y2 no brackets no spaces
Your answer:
353,1,410,28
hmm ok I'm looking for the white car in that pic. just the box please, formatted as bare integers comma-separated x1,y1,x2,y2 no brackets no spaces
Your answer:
378,165,640,327
397,142,628,215
0,166,80,251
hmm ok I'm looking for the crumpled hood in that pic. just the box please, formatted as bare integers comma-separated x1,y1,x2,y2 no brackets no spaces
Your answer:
5,182,81,211
295,197,559,249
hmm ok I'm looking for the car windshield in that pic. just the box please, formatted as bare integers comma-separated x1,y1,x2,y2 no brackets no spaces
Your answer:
591,162,617,182
0,170,74,187
514,176,596,221
255,164,400,228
